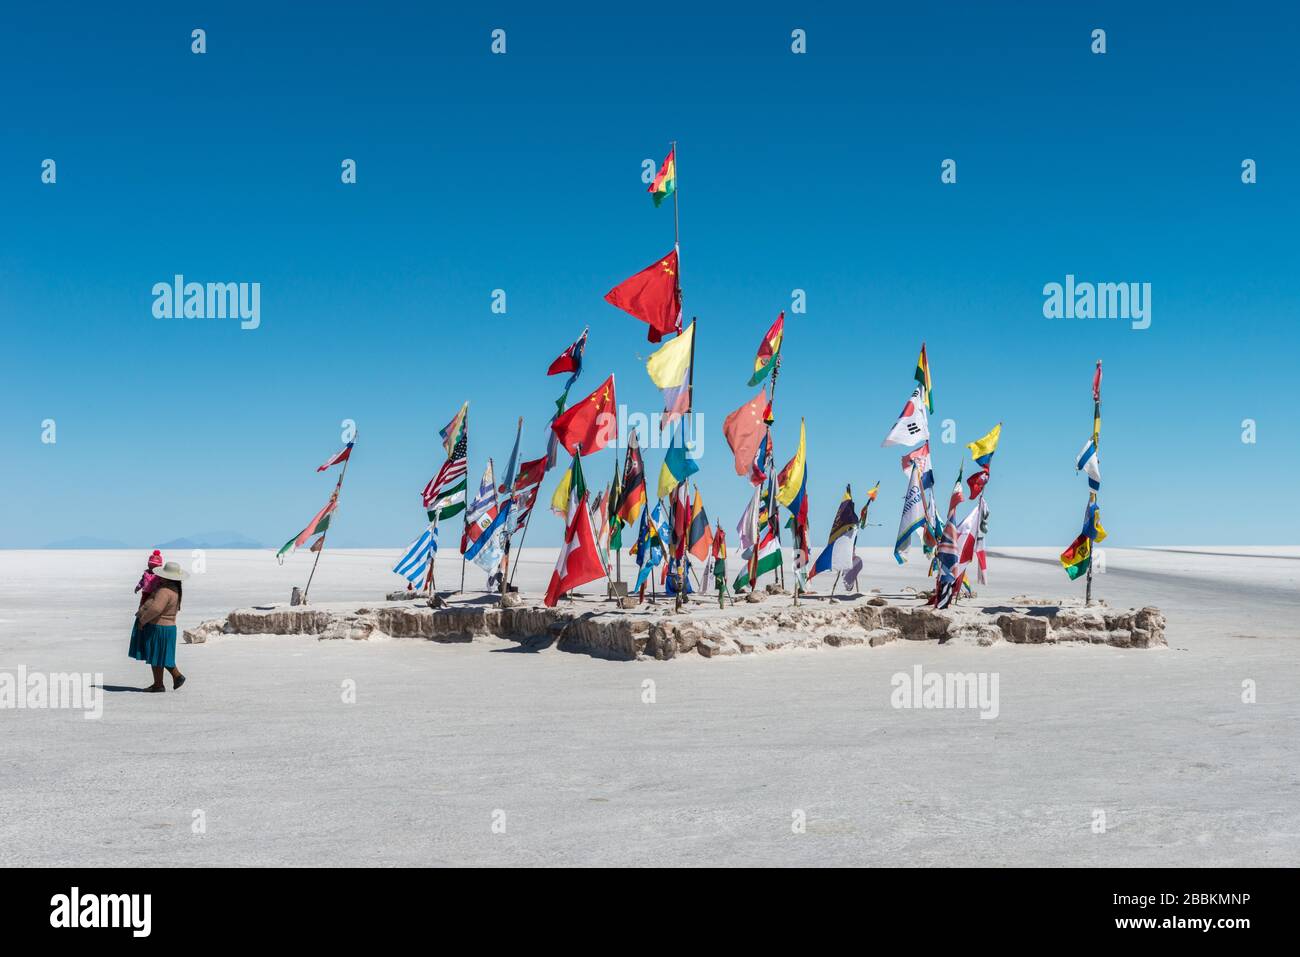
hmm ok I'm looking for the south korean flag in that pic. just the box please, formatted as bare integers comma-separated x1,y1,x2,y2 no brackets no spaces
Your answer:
881,385,931,448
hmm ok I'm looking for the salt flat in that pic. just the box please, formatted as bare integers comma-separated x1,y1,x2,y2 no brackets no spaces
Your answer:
1,546,1297,867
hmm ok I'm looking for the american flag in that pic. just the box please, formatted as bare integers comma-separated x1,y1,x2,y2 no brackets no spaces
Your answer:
422,432,467,509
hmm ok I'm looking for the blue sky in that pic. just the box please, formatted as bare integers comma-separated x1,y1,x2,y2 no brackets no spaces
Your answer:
3,2,1297,549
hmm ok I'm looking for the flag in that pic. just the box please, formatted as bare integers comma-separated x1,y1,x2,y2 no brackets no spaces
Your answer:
604,249,682,343
748,431,771,487
513,456,546,491
498,419,523,494
546,328,588,380
776,418,808,526
439,402,469,457
1060,534,1092,580
551,374,617,456
634,501,667,590
882,386,930,448
657,420,699,498
894,465,927,564
317,442,353,472
974,497,990,585
723,390,769,478
550,465,573,517
899,441,934,491
748,312,785,387
422,429,468,520
733,525,781,591
915,343,934,413
512,485,538,531
966,423,1001,498
811,487,860,578
466,501,511,573
712,526,727,591
858,481,881,528
1083,502,1107,543
648,147,676,207
276,490,338,563
645,319,694,425
1092,360,1103,403
607,455,624,550
1076,438,1101,490
967,423,1002,467
935,499,981,609
461,459,499,554
309,535,325,553
737,485,761,555
614,429,648,526
393,523,437,583
544,454,606,606
687,489,713,561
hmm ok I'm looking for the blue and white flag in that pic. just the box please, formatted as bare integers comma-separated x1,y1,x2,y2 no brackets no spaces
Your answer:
1076,439,1101,490
894,464,927,564
394,524,437,583
465,501,512,574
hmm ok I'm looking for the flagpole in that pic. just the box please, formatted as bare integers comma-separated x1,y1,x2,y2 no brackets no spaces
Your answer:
508,499,535,589
302,433,354,604
1085,360,1101,607
499,416,523,602
458,407,470,595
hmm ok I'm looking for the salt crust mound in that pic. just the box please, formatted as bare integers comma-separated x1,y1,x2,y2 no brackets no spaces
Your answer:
184,595,1166,661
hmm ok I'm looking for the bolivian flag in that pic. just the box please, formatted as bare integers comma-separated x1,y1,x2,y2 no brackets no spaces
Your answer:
749,312,785,386
649,148,676,207
1059,534,1091,580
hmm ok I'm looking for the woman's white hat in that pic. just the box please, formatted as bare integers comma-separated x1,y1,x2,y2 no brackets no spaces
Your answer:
152,561,189,581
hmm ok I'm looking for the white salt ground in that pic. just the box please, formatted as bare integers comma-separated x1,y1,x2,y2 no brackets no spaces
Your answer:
1,546,1297,867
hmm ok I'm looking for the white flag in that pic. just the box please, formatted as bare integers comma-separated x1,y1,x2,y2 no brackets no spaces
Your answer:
894,464,927,563
882,386,930,448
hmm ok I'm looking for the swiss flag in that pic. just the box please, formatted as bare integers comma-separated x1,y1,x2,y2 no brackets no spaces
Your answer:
551,374,616,456
604,249,682,343
544,491,606,606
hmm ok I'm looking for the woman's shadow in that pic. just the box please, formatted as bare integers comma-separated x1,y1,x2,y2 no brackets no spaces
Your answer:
95,683,154,693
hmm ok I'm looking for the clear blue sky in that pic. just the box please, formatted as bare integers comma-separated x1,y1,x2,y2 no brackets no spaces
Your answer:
3,2,1297,549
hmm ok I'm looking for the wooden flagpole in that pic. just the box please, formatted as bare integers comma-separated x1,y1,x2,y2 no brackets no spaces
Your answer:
302,432,354,604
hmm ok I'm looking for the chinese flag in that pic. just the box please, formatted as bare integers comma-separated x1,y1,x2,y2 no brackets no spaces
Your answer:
551,374,617,455
604,249,681,343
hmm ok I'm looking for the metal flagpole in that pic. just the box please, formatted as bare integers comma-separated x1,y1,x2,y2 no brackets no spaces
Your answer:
1085,360,1101,606
508,496,535,589
302,431,354,604
458,406,470,594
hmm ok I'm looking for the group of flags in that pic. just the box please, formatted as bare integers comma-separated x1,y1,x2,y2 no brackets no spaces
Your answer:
879,343,1003,608
276,438,355,565
1060,362,1107,582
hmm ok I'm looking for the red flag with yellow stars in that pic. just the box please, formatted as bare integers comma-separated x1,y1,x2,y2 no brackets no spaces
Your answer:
604,249,682,343
550,375,617,456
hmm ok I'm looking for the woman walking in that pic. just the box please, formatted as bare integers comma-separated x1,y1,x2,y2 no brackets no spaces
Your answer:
129,560,188,692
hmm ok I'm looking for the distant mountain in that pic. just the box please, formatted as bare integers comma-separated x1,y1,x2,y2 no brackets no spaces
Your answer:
155,531,264,549
45,536,130,549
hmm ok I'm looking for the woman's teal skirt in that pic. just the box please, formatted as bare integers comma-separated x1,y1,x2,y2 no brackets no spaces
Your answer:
129,621,177,668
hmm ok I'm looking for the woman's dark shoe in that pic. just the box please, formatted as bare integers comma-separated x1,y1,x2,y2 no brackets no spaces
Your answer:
172,674,186,691
144,684,166,693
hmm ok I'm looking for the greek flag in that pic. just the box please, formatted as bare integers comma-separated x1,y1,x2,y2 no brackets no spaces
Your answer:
1076,439,1101,490
394,524,437,583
